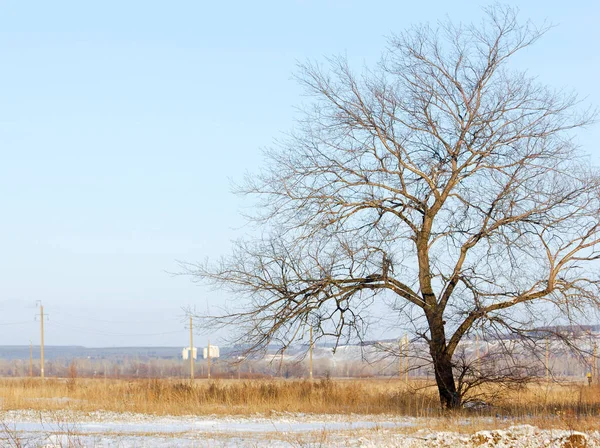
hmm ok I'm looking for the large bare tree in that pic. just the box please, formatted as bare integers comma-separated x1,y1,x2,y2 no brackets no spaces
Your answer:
188,6,600,408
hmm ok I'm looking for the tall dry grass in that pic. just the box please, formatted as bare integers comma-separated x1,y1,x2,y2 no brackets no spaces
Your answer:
0,377,599,426
0,377,440,416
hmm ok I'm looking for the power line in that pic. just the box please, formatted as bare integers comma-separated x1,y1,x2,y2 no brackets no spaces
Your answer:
46,320,183,337
50,307,185,325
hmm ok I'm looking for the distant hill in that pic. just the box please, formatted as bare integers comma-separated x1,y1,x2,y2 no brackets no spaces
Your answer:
0,345,183,361
2,323,598,363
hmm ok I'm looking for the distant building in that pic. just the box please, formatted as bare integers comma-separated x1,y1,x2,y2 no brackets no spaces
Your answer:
203,346,220,359
181,347,197,360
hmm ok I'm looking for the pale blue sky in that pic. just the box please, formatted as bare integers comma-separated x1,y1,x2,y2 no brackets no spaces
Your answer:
0,1,598,347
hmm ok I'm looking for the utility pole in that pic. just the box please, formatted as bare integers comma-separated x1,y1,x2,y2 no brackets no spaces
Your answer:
545,338,550,382
399,338,402,379
399,335,409,382
41,304,45,379
309,326,313,381
189,316,194,382
207,338,211,379
475,333,480,373
404,334,409,383
29,340,33,377
35,302,45,380
279,347,286,378
399,334,409,383
593,342,598,384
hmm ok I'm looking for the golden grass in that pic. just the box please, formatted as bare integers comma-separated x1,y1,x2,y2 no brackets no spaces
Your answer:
0,377,436,416
0,377,598,430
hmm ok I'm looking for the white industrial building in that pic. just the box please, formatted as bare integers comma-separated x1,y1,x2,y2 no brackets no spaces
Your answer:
203,346,220,359
181,347,197,360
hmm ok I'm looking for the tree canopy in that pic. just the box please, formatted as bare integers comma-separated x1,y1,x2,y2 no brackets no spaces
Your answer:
188,5,600,408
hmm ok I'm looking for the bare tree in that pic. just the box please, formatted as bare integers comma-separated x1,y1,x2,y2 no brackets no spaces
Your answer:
187,5,600,408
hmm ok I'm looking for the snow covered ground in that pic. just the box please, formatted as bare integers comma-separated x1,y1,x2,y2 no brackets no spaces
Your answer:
0,410,598,447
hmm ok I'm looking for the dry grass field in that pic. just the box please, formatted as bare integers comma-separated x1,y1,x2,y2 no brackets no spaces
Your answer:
0,377,599,430
1,378,600,446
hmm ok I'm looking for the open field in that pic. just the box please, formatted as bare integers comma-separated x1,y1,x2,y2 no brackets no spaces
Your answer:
0,377,599,421
1,378,599,446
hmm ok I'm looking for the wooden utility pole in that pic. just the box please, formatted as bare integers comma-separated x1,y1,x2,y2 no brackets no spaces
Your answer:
207,339,211,379
475,333,480,372
404,335,409,383
309,326,313,381
40,304,45,380
29,341,33,377
593,342,598,384
278,347,285,378
399,338,402,379
399,335,409,382
545,338,550,382
189,316,194,382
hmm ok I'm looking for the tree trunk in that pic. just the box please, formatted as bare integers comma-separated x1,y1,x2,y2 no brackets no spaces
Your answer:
428,317,461,409
431,348,460,409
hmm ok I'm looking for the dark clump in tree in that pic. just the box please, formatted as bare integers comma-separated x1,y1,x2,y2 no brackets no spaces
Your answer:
187,5,600,409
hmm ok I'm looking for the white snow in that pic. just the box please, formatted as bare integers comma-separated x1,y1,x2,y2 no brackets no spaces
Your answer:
1,410,598,447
